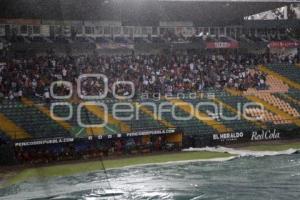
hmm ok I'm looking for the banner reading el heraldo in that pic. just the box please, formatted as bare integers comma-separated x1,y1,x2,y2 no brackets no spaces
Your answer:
212,128,300,145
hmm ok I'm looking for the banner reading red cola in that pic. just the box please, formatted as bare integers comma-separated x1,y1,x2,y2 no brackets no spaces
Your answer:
205,41,239,49
268,41,300,48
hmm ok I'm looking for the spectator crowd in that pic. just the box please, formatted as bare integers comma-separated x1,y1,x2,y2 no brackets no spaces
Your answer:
0,52,298,101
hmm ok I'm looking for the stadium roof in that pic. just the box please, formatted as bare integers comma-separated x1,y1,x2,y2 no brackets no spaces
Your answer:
0,0,293,26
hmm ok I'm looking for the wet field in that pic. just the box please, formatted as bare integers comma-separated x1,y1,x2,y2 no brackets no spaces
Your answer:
1,152,300,200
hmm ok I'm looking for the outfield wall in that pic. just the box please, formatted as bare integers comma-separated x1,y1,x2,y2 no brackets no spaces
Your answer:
1,127,300,165
184,127,300,147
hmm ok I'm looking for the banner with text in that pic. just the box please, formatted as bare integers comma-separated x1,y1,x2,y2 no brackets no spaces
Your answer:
205,41,239,49
96,43,134,50
212,128,300,145
14,128,177,147
268,41,300,48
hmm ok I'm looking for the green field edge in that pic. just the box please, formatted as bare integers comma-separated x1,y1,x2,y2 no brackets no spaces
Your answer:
2,141,300,189
1,151,231,188
239,141,300,151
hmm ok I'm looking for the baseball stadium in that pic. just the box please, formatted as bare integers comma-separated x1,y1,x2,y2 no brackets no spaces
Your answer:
0,0,300,199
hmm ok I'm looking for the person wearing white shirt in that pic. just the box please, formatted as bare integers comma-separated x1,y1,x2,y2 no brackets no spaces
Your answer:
43,89,50,103
62,68,67,77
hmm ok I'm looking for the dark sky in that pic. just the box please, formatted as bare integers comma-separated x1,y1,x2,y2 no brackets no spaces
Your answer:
0,0,289,26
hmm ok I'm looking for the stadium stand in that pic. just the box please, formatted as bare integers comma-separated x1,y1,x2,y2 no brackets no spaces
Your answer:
260,65,300,89
0,1,299,167
0,51,299,140
0,100,68,139
266,64,300,84
287,88,300,101
138,99,216,135
0,2,299,147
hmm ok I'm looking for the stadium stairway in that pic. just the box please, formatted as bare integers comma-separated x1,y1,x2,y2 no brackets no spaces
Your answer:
185,98,240,132
225,88,293,126
105,101,164,131
241,68,300,125
0,100,68,138
112,101,170,131
212,96,266,129
148,99,215,135
167,99,231,133
283,93,300,106
78,105,108,136
82,102,126,135
185,97,261,132
133,110,164,131
0,111,30,139
131,107,165,131
22,98,108,137
245,95,300,127
287,88,300,101
264,64,300,85
259,65,300,90
49,101,105,137
21,97,72,131
134,102,175,129
275,93,300,114
254,93,300,118
244,74,289,95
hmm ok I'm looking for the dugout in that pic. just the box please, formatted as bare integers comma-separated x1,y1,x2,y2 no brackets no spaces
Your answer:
0,143,17,165
10,128,182,165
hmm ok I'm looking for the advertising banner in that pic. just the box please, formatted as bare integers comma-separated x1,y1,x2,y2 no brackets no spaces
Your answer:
212,128,300,145
14,128,300,147
96,43,134,50
15,138,74,147
205,41,239,49
14,128,176,147
268,41,300,48
0,18,41,25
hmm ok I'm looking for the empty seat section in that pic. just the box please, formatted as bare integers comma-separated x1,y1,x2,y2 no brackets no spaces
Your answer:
148,100,216,135
255,93,300,118
266,64,300,84
0,101,68,138
288,88,300,101
106,101,164,132
218,92,275,128
186,98,255,132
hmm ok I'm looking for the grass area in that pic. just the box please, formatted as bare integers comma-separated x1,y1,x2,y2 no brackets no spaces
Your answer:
2,151,231,188
241,142,300,151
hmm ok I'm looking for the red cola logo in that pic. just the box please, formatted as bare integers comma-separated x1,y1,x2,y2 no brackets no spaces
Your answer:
251,129,280,141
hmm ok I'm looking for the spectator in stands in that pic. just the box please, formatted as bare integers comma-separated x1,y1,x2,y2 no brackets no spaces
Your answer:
0,52,297,101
